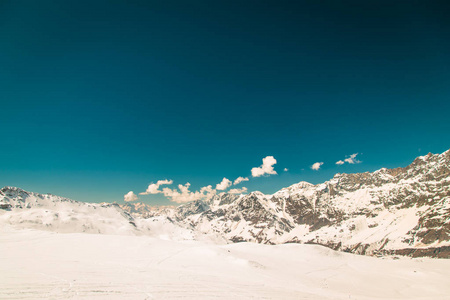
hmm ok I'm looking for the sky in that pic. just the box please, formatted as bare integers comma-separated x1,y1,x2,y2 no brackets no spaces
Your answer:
1,0,449,205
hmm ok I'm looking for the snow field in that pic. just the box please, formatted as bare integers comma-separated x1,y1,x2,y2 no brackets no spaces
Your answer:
1,227,450,300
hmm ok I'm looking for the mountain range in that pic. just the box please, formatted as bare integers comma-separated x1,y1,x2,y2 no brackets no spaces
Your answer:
1,149,449,258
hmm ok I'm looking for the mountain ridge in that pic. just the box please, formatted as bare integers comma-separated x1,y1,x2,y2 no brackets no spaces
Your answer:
1,148,449,258
142,148,450,257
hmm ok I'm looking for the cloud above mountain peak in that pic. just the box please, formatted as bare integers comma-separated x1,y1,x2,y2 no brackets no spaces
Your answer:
251,156,277,177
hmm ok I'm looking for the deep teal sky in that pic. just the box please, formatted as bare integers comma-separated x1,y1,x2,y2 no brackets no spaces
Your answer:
1,1,449,204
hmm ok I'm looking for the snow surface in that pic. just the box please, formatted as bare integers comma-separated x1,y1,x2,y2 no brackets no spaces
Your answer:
1,226,450,300
1,148,449,299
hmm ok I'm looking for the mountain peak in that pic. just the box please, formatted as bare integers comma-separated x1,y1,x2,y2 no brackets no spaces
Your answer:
1,186,26,193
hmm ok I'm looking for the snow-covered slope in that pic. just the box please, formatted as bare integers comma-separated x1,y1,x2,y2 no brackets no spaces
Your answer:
2,227,450,299
0,186,139,235
0,187,203,241
154,149,450,257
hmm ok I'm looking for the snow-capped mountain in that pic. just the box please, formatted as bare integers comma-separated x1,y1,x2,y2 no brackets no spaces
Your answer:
0,187,202,241
150,149,449,258
0,186,140,235
1,149,449,258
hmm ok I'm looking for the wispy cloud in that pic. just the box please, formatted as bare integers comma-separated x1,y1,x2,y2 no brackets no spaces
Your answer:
233,176,249,185
345,153,361,164
139,179,173,195
311,162,323,171
251,156,277,177
216,178,232,190
124,191,138,202
336,153,362,165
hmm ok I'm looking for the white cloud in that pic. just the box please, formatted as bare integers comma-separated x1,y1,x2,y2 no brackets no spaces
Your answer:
284,168,288,172
124,191,138,202
162,183,217,204
140,179,173,195
344,153,361,164
251,156,277,177
200,185,216,195
311,162,323,171
336,153,362,165
228,187,248,194
216,178,232,190
233,176,249,185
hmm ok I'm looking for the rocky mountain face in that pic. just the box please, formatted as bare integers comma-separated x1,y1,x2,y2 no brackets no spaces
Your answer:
146,149,449,258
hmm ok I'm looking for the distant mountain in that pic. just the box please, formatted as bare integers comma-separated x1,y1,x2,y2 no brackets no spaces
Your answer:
1,149,449,258
120,202,177,218
0,186,139,235
0,186,199,241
